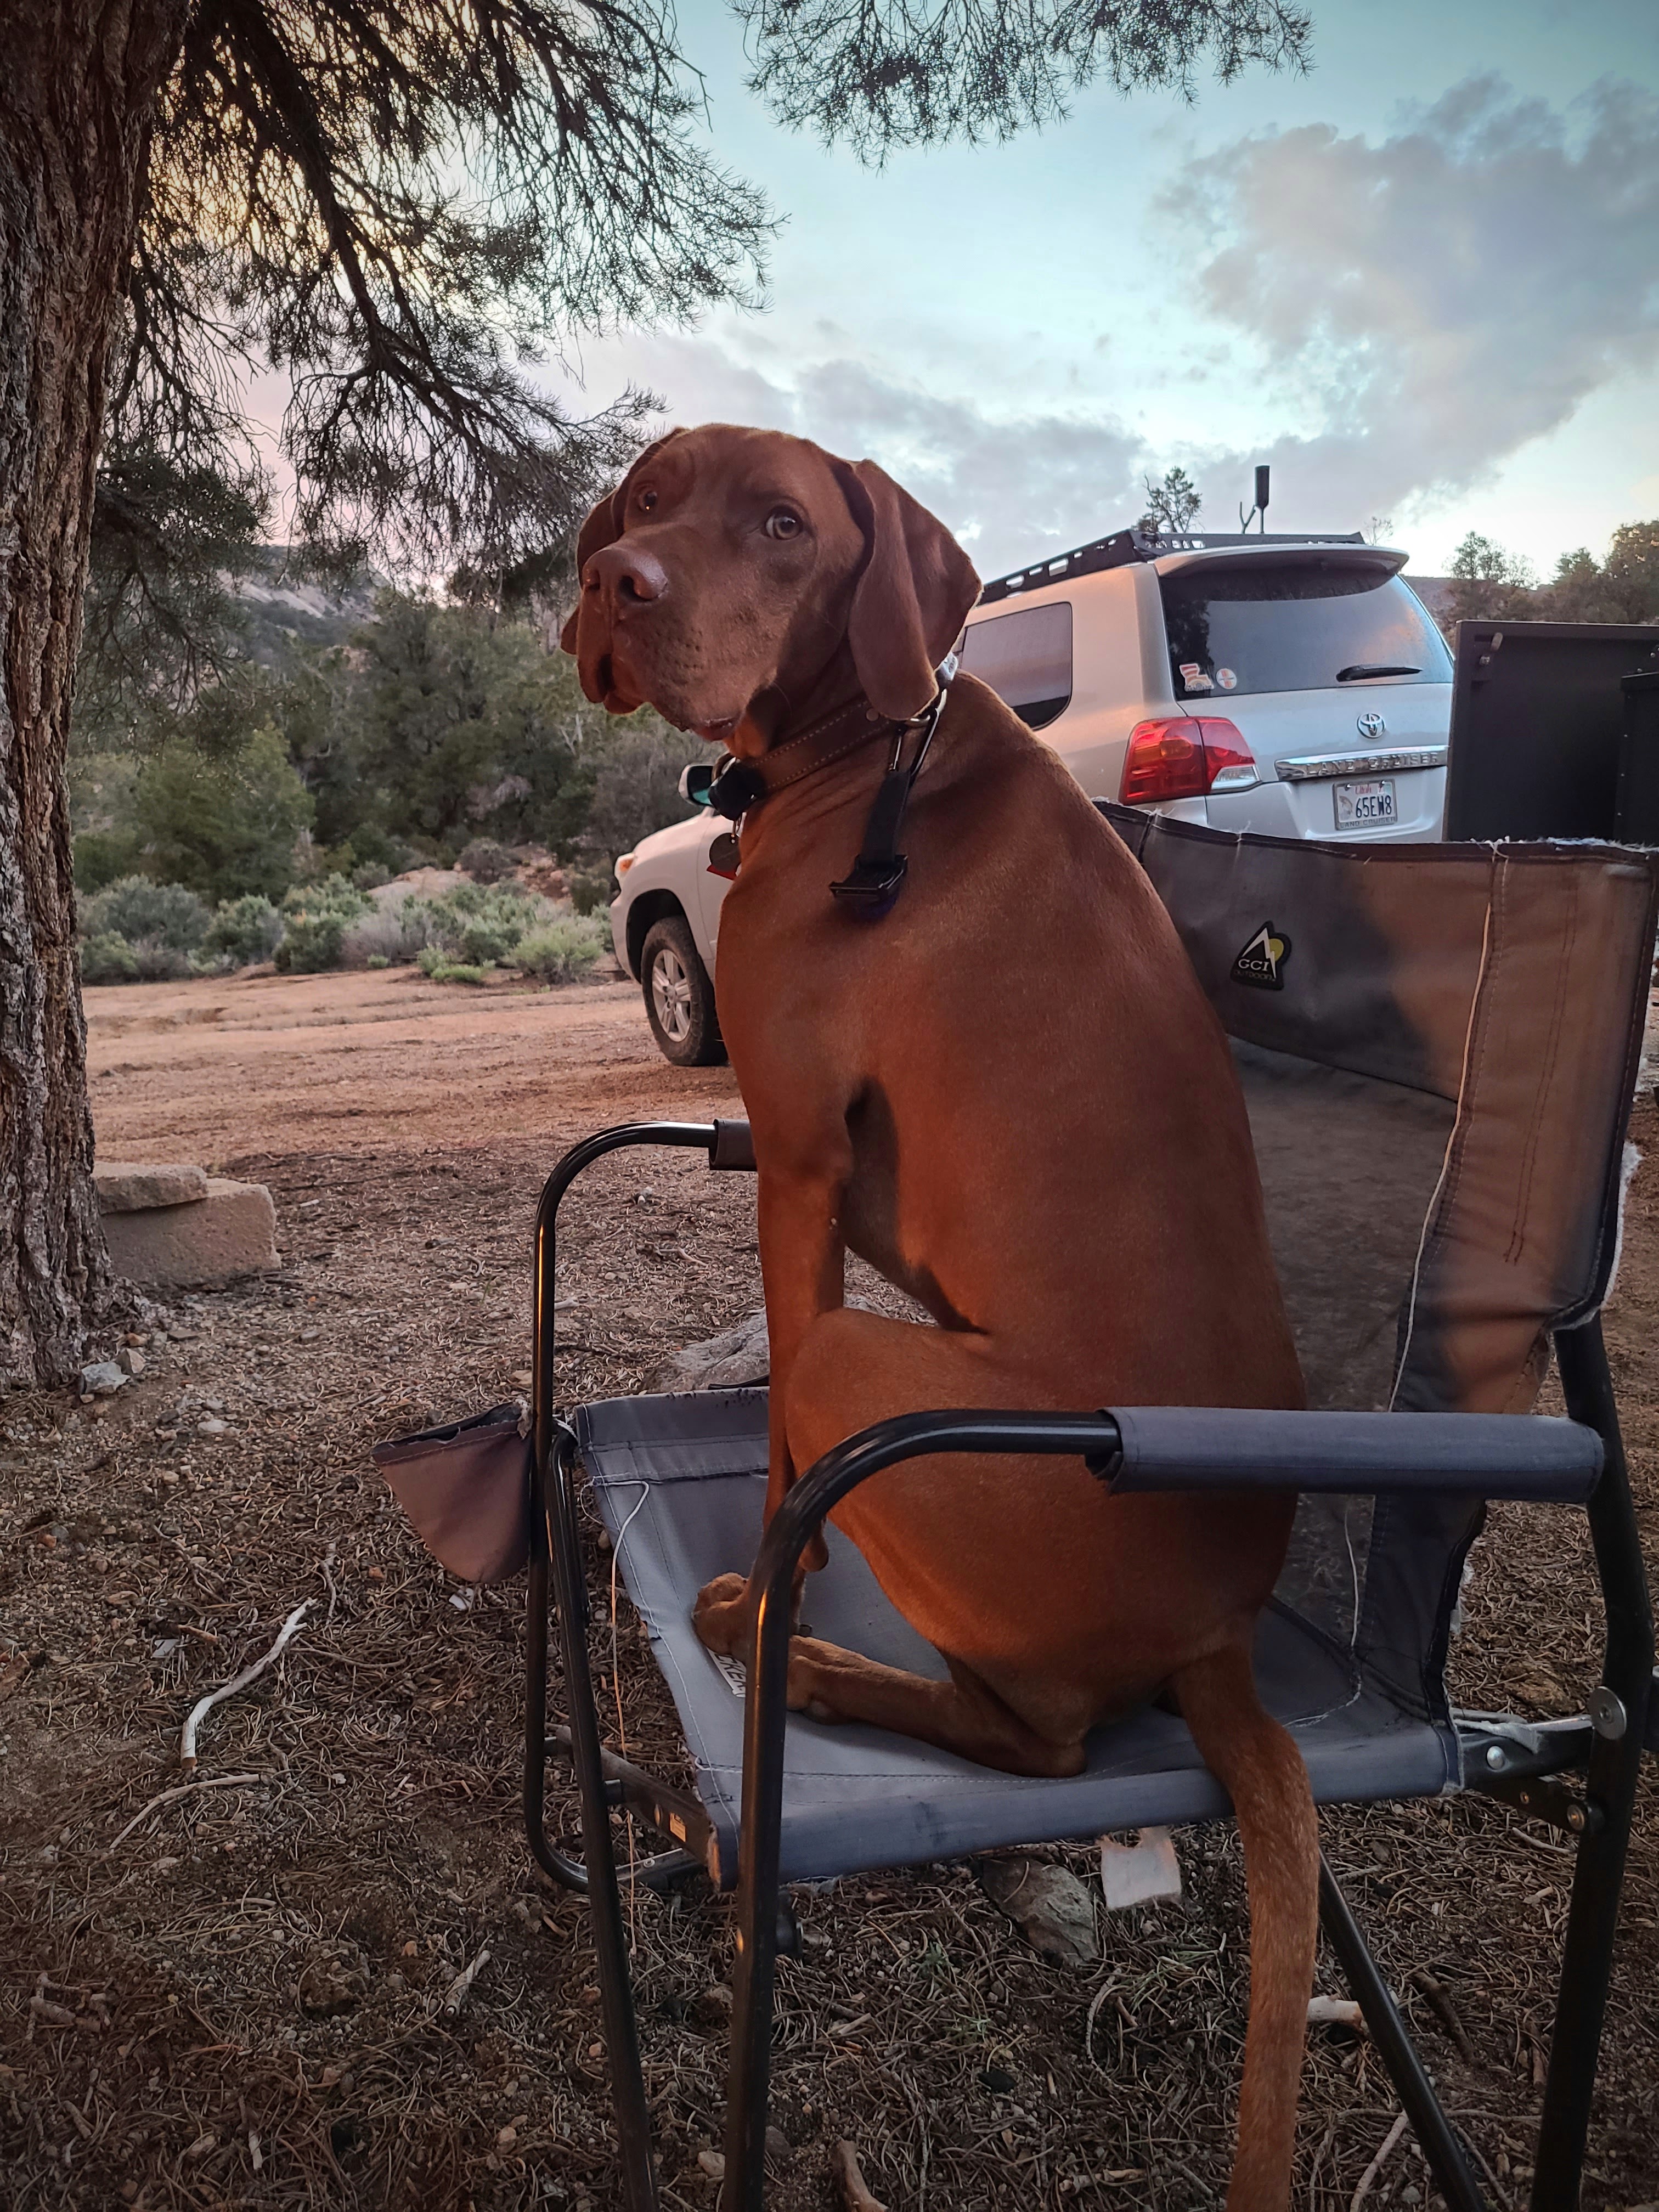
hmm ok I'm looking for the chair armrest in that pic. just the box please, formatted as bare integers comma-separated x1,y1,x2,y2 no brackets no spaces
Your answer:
710,1119,757,1170
1094,1406,1602,1503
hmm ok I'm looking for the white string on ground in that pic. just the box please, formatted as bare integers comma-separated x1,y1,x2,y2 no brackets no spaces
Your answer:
179,1600,312,1768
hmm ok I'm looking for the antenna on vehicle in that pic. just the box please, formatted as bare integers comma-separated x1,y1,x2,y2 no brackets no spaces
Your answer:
1239,464,1271,534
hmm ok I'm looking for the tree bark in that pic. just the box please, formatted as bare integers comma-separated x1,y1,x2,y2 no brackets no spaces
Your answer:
0,0,190,1384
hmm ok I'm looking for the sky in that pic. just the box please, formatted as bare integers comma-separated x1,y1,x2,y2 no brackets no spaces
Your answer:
545,0,1659,582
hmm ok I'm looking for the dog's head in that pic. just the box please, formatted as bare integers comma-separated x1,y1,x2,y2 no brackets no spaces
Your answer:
560,424,980,749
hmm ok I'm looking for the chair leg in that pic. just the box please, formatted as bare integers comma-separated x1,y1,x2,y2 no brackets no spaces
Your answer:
1319,1858,1489,2212
722,1564,797,2210
1533,1321,1655,2211
549,1431,659,2212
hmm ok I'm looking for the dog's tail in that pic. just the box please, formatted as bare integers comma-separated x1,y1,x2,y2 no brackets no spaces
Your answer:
1173,1642,1319,2212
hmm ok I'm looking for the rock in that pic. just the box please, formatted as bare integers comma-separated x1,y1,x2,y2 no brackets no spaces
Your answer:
94,1162,209,1213
976,1854,1099,1969
696,2151,725,2181
80,1361,128,1397
118,1346,146,1377
765,2126,793,2162
654,1311,770,1392
101,1179,279,1288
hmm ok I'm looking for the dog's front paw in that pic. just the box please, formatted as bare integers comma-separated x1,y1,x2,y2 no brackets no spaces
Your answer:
692,1571,751,1657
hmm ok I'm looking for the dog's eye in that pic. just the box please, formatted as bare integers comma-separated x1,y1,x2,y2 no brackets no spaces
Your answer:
764,509,802,540
637,488,658,514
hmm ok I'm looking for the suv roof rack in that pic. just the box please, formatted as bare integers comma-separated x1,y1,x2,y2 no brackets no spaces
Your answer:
978,527,1369,606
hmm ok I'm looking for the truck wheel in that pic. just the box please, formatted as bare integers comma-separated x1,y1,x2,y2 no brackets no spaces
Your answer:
640,916,725,1066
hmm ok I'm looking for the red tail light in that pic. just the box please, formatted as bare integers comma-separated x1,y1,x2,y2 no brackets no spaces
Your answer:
1120,718,1256,805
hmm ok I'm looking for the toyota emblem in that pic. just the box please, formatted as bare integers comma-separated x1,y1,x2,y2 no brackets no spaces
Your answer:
1356,710,1386,739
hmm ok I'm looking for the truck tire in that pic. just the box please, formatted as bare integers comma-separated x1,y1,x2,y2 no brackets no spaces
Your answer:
640,915,726,1066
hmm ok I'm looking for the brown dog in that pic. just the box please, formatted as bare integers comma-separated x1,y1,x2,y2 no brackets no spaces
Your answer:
564,423,1318,2210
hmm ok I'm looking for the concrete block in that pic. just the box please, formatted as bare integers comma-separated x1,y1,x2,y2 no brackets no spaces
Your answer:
101,1179,279,1287
95,1161,210,1212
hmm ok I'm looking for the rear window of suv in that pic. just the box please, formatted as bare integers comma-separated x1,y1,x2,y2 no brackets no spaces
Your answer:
1158,562,1451,701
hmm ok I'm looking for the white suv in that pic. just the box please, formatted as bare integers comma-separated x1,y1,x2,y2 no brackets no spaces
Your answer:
611,526,1453,1064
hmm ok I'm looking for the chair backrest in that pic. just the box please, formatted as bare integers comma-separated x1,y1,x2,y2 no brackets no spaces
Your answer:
1101,804,1657,1720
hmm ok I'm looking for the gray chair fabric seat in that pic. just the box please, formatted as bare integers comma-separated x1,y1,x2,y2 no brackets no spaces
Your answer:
582,1386,1450,1887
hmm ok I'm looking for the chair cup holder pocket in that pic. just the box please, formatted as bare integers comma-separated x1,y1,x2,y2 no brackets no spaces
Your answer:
371,1403,531,1584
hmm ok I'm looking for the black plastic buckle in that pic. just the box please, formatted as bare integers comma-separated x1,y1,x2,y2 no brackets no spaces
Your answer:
829,853,909,910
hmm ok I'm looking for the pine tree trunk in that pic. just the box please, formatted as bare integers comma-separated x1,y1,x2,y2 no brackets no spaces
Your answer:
0,0,189,1385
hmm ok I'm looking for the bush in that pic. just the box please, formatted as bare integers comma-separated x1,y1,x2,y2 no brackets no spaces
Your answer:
567,867,612,916
414,881,551,964
202,893,283,967
509,915,608,983
457,837,517,883
80,930,140,984
416,945,492,985
127,939,195,981
275,875,371,972
80,876,211,952
339,895,440,967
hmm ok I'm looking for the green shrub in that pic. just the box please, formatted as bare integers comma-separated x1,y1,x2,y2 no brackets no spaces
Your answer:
80,930,140,984
80,876,211,952
202,893,283,967
414,881,551,964
567,867,612,917
416,945,492,985
366,952,390,970
275,875,371,972
509,915,607,984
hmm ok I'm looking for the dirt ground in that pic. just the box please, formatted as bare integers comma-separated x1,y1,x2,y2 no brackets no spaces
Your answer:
2,960,1656,2211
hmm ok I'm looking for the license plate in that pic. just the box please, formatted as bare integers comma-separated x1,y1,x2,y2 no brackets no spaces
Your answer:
1334,778,1397,829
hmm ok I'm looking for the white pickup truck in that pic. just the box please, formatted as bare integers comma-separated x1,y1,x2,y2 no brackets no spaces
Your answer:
611,524,1452,1064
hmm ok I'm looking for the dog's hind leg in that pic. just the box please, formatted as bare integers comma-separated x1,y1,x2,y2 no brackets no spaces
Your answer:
783,1639,1087,1776
1171,1643,1318,2212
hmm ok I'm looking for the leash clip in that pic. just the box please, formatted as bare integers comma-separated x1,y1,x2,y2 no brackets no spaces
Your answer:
830,679,950,917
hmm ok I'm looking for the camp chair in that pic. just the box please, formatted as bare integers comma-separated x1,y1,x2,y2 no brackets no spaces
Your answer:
521,808,1658,2212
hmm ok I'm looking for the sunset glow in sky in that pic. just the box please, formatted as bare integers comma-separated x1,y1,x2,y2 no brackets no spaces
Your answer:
552,0,1659,581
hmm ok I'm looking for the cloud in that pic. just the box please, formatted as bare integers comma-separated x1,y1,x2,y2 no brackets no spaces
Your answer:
558,76,1659,572
1167,76,1659,523
584,330,1148,574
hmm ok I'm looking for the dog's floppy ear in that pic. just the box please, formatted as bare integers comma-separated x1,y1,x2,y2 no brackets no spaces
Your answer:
559,428,687,653
833,459,981,720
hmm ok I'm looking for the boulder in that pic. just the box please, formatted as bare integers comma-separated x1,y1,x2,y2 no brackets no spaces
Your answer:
101,1179,279,1288
94,1162,209,1212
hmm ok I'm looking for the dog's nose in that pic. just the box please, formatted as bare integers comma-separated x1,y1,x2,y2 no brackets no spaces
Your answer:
586,543,668,608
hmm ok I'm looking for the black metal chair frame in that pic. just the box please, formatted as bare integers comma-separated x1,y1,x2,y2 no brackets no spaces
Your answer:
524,1118,1656,2212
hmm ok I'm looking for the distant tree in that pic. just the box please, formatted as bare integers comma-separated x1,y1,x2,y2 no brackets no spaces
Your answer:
1443,533,1539,629
1,0,1311,1381
1541,547,1605,623
582,727,701,862
348,595,616,857
1567,520,1659,625
129,727,315,905
1138,466,1203,538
